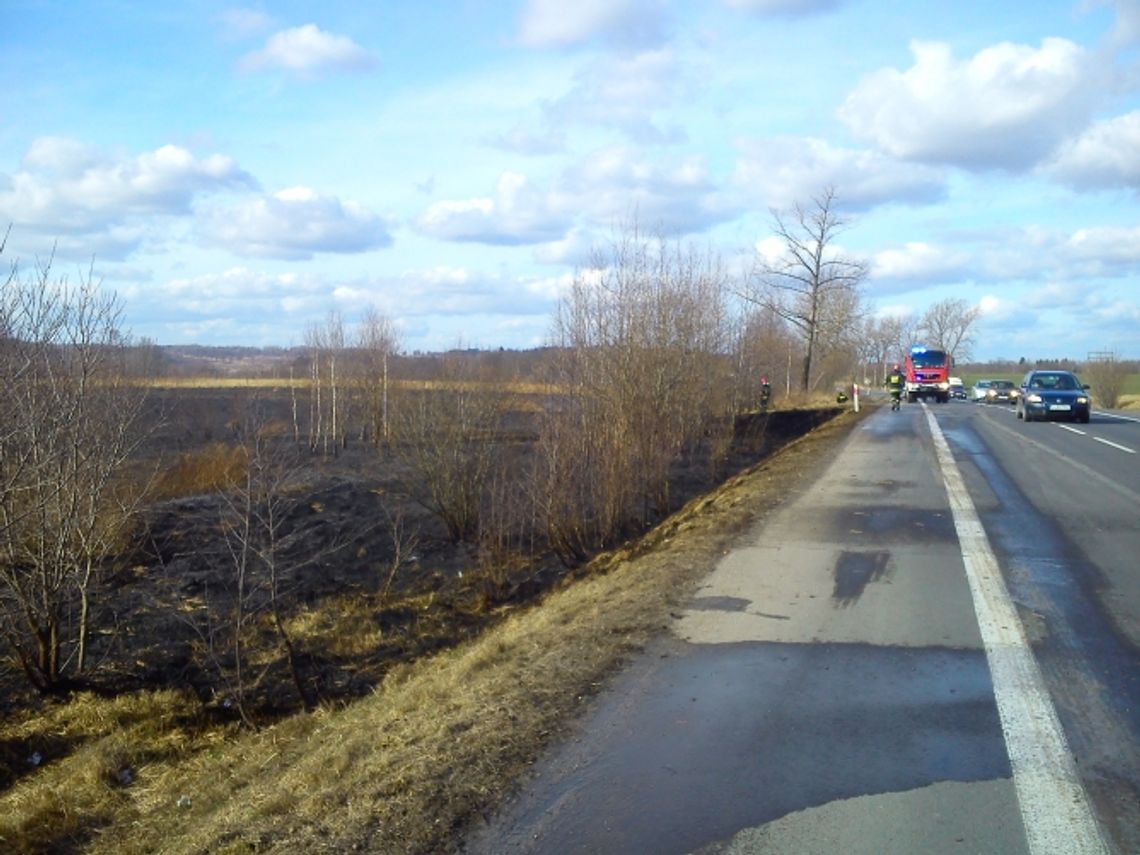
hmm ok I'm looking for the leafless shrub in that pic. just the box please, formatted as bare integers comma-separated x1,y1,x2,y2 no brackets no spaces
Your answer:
0,248,151,693
538,225,734,562
389,355,510,543
193,402,333,722
1082,353,1131,409
379,505,421,607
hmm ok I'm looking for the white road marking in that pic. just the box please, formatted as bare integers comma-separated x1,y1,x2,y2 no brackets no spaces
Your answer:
1096,411,1140,423
1093,436,1136,454
924,407,1109,855
1056,424,1086,435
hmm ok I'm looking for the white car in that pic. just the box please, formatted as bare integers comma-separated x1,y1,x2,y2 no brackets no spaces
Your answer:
972,379,993,401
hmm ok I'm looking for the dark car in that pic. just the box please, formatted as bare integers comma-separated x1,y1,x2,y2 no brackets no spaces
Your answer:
983,379,1018,404
1016,369,1091,423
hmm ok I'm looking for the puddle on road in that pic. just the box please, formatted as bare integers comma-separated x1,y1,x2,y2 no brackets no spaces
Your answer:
464,640,1008,855
832,550,890,605
688,596,751,612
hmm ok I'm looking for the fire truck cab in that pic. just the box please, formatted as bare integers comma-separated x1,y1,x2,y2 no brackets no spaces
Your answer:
904,345,951,403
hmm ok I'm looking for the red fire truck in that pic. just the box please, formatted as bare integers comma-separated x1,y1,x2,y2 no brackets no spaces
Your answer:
904,345,952,403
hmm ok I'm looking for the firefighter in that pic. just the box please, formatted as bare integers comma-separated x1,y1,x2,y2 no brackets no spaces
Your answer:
886,363,905,410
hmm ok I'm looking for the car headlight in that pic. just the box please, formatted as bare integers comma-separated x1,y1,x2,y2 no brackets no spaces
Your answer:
1026,393,1043,403
986,390,996,397
1077,396,1088,404
938,382,949,390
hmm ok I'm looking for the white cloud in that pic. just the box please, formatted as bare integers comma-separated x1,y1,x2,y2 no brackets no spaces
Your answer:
163,267,307,302
532,227,596,266
203,186,392,259
731,136,946,210
239,24,377,75
1043,110,1140,188
554,146,735,235
545,48,687,142
419,152,731,247
870,241,971,282
1062,224,1140,275
6,139,254,222
725,0,843,15
0,138,255,258
977,294,1017,321
416,172,569,245
518,0,665,48
838,38,1097,169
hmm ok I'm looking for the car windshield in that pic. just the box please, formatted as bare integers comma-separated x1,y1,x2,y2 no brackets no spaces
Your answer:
992,380,1014,390
1033,373,1077,390
976,380,991,388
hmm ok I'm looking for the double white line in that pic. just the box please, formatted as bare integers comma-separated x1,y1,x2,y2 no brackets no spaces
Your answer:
925,408,1109,855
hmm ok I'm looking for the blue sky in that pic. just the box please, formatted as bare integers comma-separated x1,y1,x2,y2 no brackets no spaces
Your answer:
2,0,1138,360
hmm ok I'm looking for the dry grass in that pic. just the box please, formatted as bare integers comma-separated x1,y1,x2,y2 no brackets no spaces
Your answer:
145,376,564,395
149,443,249,500
1,407,866,855
145,377,306,389
284,596,386,658
0,690,224,852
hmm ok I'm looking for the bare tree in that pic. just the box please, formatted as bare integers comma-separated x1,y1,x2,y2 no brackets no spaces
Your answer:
354,306,400,446
862,314,912,385
304,312,347,455
0,250,151,693
919,297,982,364
743,187,868,391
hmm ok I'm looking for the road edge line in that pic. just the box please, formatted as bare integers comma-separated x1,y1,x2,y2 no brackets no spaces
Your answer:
924,407,1109,855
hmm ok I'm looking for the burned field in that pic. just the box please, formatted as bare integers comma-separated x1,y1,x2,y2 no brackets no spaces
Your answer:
1,382,839,728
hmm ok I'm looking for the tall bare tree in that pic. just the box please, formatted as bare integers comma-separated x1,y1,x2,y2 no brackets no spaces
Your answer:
744,187,868,391
304,311,346,455
919,297,982,364
354,306,400,446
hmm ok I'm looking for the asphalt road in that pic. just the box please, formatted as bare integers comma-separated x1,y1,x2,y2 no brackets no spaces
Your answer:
462,400,1140,855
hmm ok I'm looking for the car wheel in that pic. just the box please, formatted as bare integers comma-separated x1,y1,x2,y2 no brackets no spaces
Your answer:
1016,406,1023,420
1080,412,1090,424
1024,409,1034,422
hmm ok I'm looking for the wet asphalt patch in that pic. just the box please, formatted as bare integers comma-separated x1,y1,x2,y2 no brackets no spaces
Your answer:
466,639,1009,855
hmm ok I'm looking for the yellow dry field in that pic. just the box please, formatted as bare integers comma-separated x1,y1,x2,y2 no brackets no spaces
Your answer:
143,376,564,395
